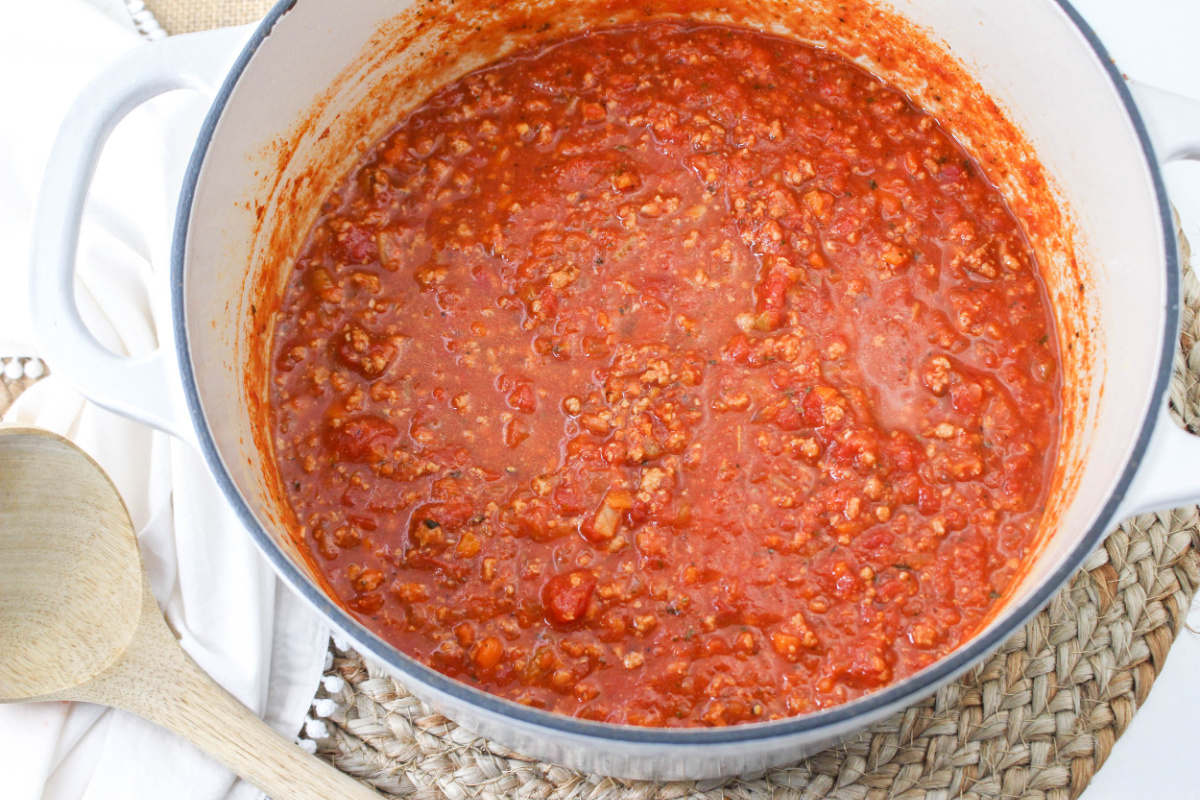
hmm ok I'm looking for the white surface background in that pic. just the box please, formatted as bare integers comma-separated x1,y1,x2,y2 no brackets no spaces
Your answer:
1069,2,1200,799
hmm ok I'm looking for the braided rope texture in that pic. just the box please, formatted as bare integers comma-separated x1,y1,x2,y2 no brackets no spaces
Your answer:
309,229,1200,800
140,0,274,35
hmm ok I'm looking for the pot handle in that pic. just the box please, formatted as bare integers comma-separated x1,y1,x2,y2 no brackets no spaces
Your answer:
1115,80,1200,517
1129,81,1200,162
1119,408,1200,518
29,27,250,447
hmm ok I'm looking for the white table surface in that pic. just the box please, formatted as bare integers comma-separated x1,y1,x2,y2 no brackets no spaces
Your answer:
1067,2,1200,799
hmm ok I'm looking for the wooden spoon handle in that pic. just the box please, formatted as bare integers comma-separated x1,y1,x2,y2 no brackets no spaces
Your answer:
75,592,382,800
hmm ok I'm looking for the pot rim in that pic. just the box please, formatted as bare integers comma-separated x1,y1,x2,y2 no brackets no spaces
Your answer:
171,0,1180,746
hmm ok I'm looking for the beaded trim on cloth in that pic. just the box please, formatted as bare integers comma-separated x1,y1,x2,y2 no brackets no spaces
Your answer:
299,230,1200,799
0,360,46,417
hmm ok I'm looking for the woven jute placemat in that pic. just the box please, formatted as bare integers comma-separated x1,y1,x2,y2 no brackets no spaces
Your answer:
300,231,1200,799
140,0,274,36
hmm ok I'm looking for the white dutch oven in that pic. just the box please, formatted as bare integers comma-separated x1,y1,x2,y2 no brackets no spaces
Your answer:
29,0,1200,780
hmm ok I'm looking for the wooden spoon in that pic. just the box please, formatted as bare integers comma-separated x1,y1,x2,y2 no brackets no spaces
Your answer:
0,425,382,800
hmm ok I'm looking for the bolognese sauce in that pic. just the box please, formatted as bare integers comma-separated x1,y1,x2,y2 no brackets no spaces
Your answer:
268,21,1060,726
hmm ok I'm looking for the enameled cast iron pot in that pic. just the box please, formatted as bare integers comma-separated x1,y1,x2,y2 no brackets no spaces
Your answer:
30,0,1200,780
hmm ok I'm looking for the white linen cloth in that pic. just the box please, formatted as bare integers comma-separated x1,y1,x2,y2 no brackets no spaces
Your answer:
0,1,330,799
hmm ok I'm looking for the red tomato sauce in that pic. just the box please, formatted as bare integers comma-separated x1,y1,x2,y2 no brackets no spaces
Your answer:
268,21,1060,726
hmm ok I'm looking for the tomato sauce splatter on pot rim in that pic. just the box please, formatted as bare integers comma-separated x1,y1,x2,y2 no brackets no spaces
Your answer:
268,21,1060,727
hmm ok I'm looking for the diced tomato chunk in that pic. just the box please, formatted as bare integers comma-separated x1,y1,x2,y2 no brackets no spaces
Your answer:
541,570,596,626
324,416,396,463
